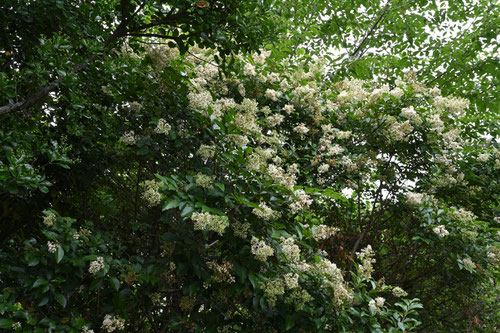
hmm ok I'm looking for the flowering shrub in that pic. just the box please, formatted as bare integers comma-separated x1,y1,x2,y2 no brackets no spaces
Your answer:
0,44,498,332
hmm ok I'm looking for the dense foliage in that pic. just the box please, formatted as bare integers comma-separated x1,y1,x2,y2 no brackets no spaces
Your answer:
1,0,499,332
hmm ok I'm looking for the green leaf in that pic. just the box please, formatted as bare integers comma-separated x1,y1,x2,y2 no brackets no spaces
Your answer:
55,293,67,308
38,296,49,306
56,246,64,263
0,319,14,329
109,277,120,291
162,199,179,211
285,315,295,330
32,278,47,288
181,205,194,217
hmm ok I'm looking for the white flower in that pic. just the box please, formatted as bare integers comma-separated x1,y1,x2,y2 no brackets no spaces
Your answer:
477,153,490,162
251,237,274,261
89,257,105,275
406,192,424,205
392,286,408,297
290,189,313,212
120,131,137,145
101,314,125,332
252,203,279,220
43,212,57,227
265,89,280,101
47,241,58,253
280,237,301,263
293,123,310,137
154,119,171,134
433,225,449,237
283,104,295,114
243,63,256,76
191,212,229,235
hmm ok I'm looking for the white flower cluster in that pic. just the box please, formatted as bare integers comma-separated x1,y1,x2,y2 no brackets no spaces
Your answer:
400,106,422,125
462,257,476,271
195,173,215,189
101,314,125,332
312,224,339,241
265,88,280,101
252,202,279,221
283,103,295,114
128,102,142,113
120,131,137,145
228,134,249,148
392,286,408,298
81,326,95,333
434,95,469,116
368,297,385,312
154,118,171,134
207,260,235,284
232,221,250,238
261,279,285,307
289,189,313,212
198,144,216,160
433,225,449,238
388,120,413,141
11,322,21,330
280,237,301,263
406,192,424,205
449,208,476,223
47,241,59,253
477,152,490,162
357,245,376,279
89,257,105,275
251,236,274,261
140,180,162,207
191,212,229,235
267,114,284,127
267,164,297,190
43,212,56,227
293,123,310,137
284,272,299,289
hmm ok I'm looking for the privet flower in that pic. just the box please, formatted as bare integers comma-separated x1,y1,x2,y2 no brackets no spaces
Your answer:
82,326,95,333
251,236,274,261
154,118,171,134
280,237,301,263
47,241,58,253
198,144,216,159
293,123,310,137
462,258,476,271
195,173,215,189
289,189,312,212
11,322,21,330
140,180,162,207
313,225,339,241
232,222,250,238
477,153,490,162
128,101,143,113
191,212,229,235
284,273,299,289
252,202,279,221
406,192,425,205
392,286,408,297
43,212,57,227
89,257,105,275
261,279,284,307
119,131,137,145
265,89,280,101
357,245,376,278
433,225,449,238
368,297,385,312
101,314,125,332
283,104,295,114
